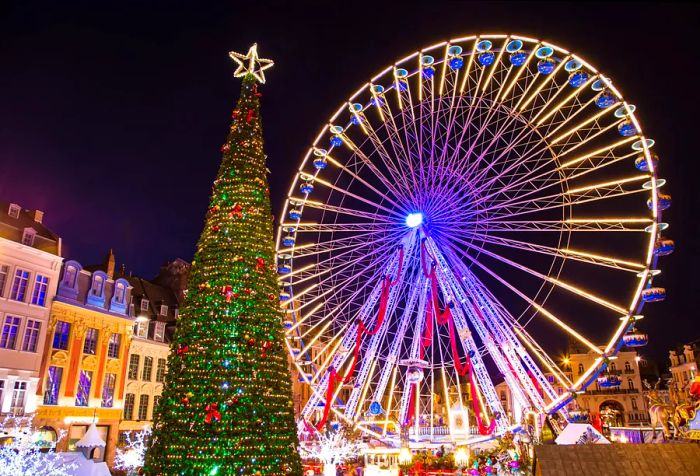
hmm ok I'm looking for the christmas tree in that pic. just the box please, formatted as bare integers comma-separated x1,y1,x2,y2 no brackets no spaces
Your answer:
144,44,302,476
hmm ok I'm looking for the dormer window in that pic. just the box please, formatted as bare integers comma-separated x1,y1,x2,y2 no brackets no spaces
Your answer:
140,298,149,312
160,304,168,316
63,265,78,288
21,228,36,247
154,321,166,342
91,274,104,296
8,204,20,219
114,283,126,303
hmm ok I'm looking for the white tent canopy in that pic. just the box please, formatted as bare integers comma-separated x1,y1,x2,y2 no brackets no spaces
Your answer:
75,423,106,449
555,423,610,445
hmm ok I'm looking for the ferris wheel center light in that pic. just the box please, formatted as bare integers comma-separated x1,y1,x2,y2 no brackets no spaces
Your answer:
406,213,423,228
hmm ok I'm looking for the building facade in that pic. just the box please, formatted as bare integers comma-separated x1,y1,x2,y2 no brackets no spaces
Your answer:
669,340,699,392
34,256,134,466
496,346,649,428
118,272,181,440
0,202,62,416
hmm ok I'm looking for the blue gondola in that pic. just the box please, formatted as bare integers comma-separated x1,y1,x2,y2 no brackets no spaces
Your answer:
634,153,659,172
300,182,314,194
618,121,637,137
289,208,302,220
598,375,622,388
568,71,589,87
279,292,291,302
622,328,649,347
422,67,435,79
568,411,589,423
313,157,328,169
596,91,617,108
478,51,495,66
278,263,291,274
282,235,295,247
537,59,555,75
449,56,464,70
283,320,293,329
330,136,343,147
642,287,666,303
647,193,672,211
510,51,527,66
653,239,675,256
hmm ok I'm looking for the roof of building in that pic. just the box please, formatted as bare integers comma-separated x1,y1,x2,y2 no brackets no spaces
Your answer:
75,423,106,448
534,442,700,475
0,201,60,255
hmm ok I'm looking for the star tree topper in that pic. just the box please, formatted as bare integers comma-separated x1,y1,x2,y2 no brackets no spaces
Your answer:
229,43,274,84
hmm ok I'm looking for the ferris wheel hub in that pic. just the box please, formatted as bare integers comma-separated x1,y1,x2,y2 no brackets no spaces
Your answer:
405,212,424,228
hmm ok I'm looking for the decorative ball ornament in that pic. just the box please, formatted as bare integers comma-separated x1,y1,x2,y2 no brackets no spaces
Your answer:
204,403,222,424
261,341,273,358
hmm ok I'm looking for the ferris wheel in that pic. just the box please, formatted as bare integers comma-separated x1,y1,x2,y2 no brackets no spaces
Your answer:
276,34,672,443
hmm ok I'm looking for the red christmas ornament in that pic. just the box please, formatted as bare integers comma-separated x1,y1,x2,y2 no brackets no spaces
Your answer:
220,143,230,153
243,287,252,295
204,403,222,424
221,285,234,303
230,203,243,218
261,341,273,358
212,224,220,232
268,293,276,301
255,257,266,271
182,395,190,406
246,109,255,123
247,337,257,347
232,110,239,119
176,344,189,357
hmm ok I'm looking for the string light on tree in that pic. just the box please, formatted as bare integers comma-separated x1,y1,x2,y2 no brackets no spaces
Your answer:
143,44,302,476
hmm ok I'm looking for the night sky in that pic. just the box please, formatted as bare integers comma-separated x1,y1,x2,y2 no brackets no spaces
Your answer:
1,1,697,366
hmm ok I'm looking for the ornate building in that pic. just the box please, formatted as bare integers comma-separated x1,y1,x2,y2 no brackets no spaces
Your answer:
496,345,650,428
34,253,134,466
118,270,181,441
669,340,699,392
0,202,62,416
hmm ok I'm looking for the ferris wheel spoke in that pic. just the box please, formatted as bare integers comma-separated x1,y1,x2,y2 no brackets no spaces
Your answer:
453,232,644,273
306,174,405,218
516,54,571,112
455,237,629,315
533,75,599,127
287,229,396,259
470,174,650,222
281,222,394,233
466,217,652,233
498,46,539,102
290,197,397,224
514,326,573,389
447,243,603,355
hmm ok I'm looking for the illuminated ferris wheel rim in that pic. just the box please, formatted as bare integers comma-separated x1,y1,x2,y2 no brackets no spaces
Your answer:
276,33,669,440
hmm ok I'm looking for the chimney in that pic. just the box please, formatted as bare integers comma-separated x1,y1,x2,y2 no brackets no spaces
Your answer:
33,210,44,224
105,249,116,279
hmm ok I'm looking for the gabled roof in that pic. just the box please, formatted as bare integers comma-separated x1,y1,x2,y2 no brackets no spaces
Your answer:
0,201,60,255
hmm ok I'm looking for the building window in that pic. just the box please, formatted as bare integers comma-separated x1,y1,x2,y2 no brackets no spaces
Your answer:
156,358,166,383
610,362,617,372
142,356,153,381
107,333,121,358
83,328,99,355
159,305,168,316
0,381,4,408
134,320,148,338
63,265,78,288
154,322,165,342
10,269,30,302
8,204,20,219
90,275,104,297
0,316,21,349
11,381,27,413
628,378,635,390
153,395,162,413
578,364,584,375
44,366,63,405
53,321,71,350
624,361,631,372
75,370,93,407
128,354,140,380
21,228,36,247
114,283,126,303
123,393,135,420
140,299,149,312
0,264,9,297
174,309,179,319
101,373,116,408
632,397,638,410
30,275,50,306
138,394,149,420
21,319,41,352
